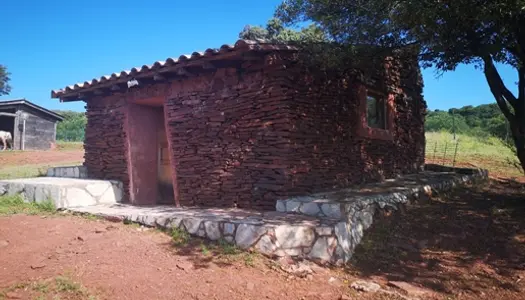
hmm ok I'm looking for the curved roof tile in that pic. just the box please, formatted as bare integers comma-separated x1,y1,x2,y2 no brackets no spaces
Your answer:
51,39,297,99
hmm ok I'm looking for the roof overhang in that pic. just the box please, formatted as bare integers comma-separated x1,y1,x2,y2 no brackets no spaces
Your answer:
0,99,64,121
51,39,298,102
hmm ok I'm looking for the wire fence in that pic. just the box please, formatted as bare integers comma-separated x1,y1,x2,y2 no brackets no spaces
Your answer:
426,139,461,168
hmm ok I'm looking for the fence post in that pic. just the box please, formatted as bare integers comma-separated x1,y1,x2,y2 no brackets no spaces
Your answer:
452,141,459,169
433,142,438,160
442,141,448,166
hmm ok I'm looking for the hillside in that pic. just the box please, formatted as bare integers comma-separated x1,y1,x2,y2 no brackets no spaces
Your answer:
426,103,510,141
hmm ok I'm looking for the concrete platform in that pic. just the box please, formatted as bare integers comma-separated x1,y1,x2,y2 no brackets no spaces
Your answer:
68,204,347,265
276,166,489,219
273,165,488,263
0,177,123,209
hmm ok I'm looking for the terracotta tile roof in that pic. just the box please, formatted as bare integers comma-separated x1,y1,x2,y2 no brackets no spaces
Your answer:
51,39,297,100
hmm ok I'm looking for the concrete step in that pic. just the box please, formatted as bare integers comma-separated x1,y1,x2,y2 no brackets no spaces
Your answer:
0,177,123,209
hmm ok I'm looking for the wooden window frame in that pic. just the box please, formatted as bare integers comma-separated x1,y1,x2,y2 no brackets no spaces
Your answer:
356,84,395,141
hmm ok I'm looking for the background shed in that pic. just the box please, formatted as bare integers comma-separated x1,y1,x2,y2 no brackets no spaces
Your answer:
0,99,64,150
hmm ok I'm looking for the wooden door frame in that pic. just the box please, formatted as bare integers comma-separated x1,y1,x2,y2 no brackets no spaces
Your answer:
162,101,180,207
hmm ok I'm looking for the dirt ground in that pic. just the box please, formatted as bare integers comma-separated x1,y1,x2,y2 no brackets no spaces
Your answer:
1,180,525,300
0,215,349,300
0,150,83,167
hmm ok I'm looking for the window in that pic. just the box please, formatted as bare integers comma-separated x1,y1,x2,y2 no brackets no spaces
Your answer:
356,85,394,141
366,94,386,129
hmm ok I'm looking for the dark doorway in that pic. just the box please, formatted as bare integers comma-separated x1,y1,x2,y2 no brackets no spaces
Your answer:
0,110,16,150
126,100,175,206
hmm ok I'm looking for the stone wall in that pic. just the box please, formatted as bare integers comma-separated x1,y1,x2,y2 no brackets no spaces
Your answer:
164,55,293,210
81,49,425,209
83,95,130,200
284,50,426,196
47,165,88,179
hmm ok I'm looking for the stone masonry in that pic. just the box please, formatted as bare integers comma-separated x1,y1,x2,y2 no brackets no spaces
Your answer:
277,165,488,258
47,165,88,179
66,165,488,265
58,40,427,210
68,204,345,264
83,96,129,200
0,177,123,209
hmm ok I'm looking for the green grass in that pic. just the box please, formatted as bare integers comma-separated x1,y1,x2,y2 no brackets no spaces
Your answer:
425,131,523,177
0,194,56,216
56,141,84,151
0,161,83,180
0,276,97,300
170,227,191,246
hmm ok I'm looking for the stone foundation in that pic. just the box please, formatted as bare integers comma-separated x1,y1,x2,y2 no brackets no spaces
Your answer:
0,177,124,209
46,166,88,179
64,166,488,265
276,165,489,259
68,204,348,265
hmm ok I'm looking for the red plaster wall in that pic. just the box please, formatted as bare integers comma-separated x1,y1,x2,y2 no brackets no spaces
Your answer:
126,103,162,205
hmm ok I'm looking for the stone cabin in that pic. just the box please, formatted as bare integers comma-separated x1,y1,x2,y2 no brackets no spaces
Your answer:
51,40,426,210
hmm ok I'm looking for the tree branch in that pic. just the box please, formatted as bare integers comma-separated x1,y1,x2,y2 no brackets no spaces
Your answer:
483,55,516,123
518,65,525,101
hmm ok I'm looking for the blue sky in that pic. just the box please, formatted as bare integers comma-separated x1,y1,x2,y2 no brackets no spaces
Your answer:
1,0,518,112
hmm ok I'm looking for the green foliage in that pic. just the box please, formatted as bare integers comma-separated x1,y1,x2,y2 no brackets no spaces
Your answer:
426,103,511,141
239,18,326,44
275,0,525,71
170,227,190,246
0,65,11,96
425,111,470,134
54,110,86,142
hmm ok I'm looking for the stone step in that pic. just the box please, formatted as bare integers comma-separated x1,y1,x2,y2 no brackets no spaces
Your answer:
0,177,123,209
67,204,350,266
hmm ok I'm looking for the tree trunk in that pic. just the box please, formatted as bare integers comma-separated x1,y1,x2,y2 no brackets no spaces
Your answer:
483,56,525,173
509,119,525,173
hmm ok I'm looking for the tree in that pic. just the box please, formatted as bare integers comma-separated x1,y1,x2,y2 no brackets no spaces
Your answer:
425,111,470,134
0,65,11,95
54,110,87,142
274,0,525,171
239,18,326,44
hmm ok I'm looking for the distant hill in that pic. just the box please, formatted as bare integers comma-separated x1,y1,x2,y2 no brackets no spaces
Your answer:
425,103,510,141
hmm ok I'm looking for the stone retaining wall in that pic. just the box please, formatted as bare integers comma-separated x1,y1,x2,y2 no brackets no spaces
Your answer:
46,166,88,179
68,167,488,265
277,166,489,259
0,178,124,209
68,204,350,265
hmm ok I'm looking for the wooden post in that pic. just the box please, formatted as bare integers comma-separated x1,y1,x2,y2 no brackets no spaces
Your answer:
442,141,448,166
452,141,459,168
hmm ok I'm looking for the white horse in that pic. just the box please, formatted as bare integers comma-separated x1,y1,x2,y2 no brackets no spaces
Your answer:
0,131,12,150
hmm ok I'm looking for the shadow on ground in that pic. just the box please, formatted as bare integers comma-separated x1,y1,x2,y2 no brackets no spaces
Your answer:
159,234,266,271
349,179,525,297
